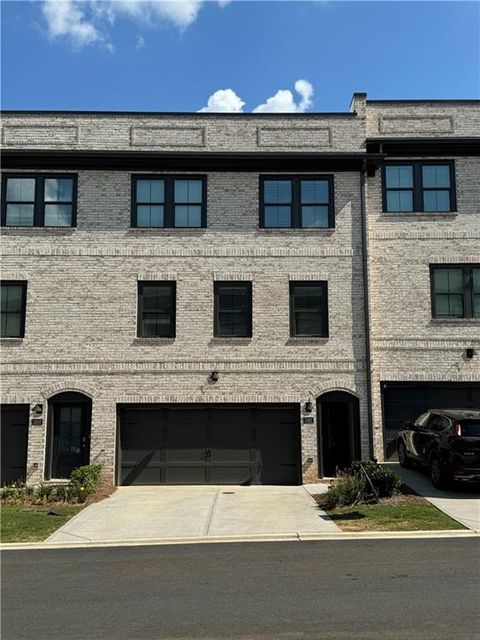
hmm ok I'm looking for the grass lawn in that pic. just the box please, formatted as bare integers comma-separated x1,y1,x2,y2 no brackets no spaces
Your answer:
321,495,465,532
1,505,83,543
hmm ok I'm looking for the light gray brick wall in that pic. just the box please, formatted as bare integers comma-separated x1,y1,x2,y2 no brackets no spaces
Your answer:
365,98,480,459
1,110,369,483
2,97,479,481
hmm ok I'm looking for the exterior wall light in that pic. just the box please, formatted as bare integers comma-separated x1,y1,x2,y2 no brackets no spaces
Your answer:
210,371,219,383
32,403,43,416
465,348,476,359
304,401,313,413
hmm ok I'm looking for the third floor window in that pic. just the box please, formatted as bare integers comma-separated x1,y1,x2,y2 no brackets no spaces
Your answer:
132,176,206,228
383,162,456,213
1,175,77,227
260,176,334,229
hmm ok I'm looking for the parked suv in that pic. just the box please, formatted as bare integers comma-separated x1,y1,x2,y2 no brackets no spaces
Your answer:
396,409,480,488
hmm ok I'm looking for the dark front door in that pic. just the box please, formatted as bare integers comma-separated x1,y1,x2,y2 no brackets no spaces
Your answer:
118,404,300,486
52,404,90,478
1,405,29,485
318,392,360,477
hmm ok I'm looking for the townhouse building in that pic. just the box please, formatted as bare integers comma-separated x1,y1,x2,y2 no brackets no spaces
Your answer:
1,93,479,486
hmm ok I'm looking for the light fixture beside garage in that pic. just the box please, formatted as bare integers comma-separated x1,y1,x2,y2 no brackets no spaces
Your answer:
304,401,313,413
210,371,219,383
465,348,476,359
31,403,43,416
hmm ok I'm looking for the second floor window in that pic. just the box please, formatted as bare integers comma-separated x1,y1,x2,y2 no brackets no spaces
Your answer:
214,282,252,337
290,281,329,337
132,176,206,228
431,265,479,319
384,162,455,213
137,282,176,338
1,281,27,338
1,175,76,227
260,176,334,229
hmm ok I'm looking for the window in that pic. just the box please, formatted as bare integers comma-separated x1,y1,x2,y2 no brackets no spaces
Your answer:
214,282,252,337
383,162,455,213
290,281,328,337
1,281,27,338
431,265,480,319
1,175,76,227
260,176,334,228
137,282,176,338
132,176,206,228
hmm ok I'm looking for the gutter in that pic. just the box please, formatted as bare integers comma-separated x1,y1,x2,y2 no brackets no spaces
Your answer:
360,161,375,461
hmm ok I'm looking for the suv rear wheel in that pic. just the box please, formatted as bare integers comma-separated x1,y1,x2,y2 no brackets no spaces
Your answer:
430,455,451,489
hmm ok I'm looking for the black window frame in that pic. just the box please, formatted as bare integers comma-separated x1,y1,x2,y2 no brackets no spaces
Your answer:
289,281,329,338
131,175,207,229
213,281,252,338
1,173,78,228
259,175,335,229
382,161,456,213
430,264,480,319
1,280,27,338
137,281,176,338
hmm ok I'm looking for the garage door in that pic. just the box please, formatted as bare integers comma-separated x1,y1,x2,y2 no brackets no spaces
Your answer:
118,404,300,486
1,405,29,485
382,383,480,458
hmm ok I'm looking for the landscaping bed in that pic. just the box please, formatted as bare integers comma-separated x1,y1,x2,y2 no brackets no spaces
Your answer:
314,492,465,531
1,464,115,543
314,461,465,532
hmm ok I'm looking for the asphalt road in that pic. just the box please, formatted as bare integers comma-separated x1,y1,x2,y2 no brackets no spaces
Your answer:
2,539,480,640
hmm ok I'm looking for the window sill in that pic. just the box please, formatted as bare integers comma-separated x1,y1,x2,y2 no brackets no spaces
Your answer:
209,337,252,345
128,227,206,232
257,227,335,233
0,337,24,343
430,318,480,325
380,212,458,219
1,226,76,233
286,336,329,345
132,337,176,345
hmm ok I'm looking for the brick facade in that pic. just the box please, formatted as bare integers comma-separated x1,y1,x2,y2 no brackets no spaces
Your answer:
1,94,479,484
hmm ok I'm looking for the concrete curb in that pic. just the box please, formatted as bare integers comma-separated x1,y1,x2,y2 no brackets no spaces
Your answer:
2,528,478,551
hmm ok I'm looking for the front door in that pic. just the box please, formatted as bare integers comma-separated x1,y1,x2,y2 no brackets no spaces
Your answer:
52,404,90,478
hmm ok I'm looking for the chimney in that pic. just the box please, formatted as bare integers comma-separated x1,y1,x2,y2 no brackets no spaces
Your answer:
349,92,367,118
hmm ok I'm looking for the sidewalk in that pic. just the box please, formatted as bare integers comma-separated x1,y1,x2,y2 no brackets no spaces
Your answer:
387,463,480,530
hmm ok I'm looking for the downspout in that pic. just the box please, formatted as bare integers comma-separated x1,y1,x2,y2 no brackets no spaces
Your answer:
360,160,375,461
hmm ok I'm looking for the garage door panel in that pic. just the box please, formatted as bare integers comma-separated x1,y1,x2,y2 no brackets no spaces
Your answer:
209,466,253,484
165,466,206,484
118,404,300,486
121,465,161,486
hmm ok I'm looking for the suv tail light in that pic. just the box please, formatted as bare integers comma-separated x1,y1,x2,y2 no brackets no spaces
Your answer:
453,423,462,438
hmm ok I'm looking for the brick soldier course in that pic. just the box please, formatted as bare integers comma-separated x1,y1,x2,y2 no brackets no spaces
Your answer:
1,93,479,485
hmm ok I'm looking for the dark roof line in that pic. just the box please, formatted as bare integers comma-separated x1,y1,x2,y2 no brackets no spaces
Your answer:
0,109,357,118
367,99,480,104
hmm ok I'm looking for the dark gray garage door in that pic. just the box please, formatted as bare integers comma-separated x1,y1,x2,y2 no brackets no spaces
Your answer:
382,382,480,458
118,404,300,486
1,405,29,485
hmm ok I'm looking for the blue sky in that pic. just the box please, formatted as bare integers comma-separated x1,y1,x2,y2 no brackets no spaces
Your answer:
1,1,479,112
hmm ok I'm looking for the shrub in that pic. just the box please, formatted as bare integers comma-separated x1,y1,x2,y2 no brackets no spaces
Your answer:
320,473,367,510
70,464,103,502
320,461,402,509
350,461,402,499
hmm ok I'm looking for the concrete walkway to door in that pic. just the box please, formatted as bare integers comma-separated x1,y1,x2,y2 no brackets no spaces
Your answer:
45,485,339,544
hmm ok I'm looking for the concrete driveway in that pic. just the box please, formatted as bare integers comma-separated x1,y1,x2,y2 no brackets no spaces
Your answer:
45,485,339,544
390,463,480,530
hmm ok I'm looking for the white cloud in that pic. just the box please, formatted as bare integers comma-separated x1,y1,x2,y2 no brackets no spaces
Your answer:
198,89,245,113
41,0,229,48
42,0,101,47
135,34,145,50
253,79,314,113
199,80,314,114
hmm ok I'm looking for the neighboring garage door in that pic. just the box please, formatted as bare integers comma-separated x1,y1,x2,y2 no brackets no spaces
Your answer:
382,382,480,458
118,404,300,486
1,405,29,485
